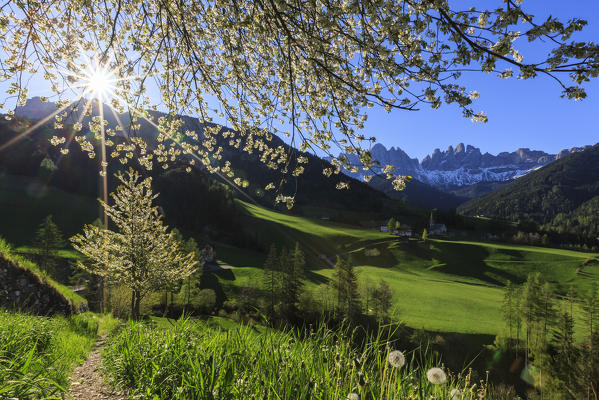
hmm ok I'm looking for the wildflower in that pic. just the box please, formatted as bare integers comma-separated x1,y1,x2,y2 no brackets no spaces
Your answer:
426,367,447,385
347,393,359,400
450,388,462,399
387,350,406,368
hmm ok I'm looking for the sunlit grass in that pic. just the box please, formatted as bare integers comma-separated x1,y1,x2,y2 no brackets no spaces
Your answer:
0,311,117,399
103,317,490,399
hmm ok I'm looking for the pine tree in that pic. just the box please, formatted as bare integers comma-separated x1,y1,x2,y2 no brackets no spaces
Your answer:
582,285,599,398
70,169,197,319
373,280,393,321
540,281,557,347
502,281,517,349
362,278,376,315
262,244,280,317
278,243,306,319
183,237,202,307
549,303,579,397
521,273,543,365
331,256,361,321
34,214,64,275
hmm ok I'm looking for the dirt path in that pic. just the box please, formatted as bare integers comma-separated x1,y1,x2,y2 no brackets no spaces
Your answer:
67,337,127,400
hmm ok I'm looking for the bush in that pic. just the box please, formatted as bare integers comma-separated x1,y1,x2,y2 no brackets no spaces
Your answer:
196,289,216,314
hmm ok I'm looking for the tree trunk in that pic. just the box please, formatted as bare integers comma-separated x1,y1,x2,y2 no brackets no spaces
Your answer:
132,290,141,319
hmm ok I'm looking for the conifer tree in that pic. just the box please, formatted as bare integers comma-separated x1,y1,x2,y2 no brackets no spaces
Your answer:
34,214,64,275
503,280,518,349
521,273,543,365
373,280,393,321
331,256,361,321
70,169,197,319
582,285,599,398
540,281,557,347
262,244,280,317
183,237,202,307
290,243,306,301
277,242,307,319
549,303,579,397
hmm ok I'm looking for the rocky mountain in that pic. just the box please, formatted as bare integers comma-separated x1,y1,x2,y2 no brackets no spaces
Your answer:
338,142,592,188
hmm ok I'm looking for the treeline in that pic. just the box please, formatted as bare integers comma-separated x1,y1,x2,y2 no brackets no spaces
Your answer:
501,274,599,398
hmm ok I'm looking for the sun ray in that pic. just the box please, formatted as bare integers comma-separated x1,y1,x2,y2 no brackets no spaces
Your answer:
53,97,94,167
0,95,87,152
106,104,130,140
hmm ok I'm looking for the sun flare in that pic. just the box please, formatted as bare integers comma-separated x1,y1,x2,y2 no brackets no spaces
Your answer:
82,62,115,100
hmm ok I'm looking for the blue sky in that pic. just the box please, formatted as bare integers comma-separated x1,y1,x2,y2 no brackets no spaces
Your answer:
367,1,599,159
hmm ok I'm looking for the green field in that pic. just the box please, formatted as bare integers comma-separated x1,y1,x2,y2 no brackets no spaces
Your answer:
214,200,599,336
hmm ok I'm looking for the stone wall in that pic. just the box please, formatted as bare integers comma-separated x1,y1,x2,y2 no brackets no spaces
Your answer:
0,253,77,315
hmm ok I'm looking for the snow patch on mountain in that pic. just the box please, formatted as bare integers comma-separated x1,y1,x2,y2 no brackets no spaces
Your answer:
334,142,591,188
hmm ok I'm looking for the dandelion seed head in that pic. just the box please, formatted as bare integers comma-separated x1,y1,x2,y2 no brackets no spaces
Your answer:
347,393,359,400
426,367,447,385
388,350,406,368
450,388,462,399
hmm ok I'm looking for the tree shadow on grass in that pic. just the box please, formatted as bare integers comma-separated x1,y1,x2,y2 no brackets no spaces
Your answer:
304,270,329,285
431,242,520,286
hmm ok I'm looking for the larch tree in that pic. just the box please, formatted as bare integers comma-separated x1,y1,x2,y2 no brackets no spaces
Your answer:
1,1,598,205
70,169,197,319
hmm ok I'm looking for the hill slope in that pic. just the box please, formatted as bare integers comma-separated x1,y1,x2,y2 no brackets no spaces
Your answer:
214,200,599,336
6,99,395,212
458,144,599,236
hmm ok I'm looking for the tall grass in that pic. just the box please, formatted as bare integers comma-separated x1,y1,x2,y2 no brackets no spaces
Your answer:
104,318,489,399
0,311,108,399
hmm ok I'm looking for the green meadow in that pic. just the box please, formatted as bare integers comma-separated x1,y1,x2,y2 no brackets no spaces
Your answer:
213,200,599,337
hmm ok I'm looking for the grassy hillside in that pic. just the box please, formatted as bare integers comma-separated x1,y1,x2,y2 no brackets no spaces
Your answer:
458,144,599,237
213,200,598,336
0,173,98,245
0,238,88,312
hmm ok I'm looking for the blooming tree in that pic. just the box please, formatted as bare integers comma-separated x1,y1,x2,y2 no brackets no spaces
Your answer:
70,168,197,318
1,0,598,204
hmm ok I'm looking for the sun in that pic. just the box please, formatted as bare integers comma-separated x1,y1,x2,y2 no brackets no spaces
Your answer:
82,61,115,101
